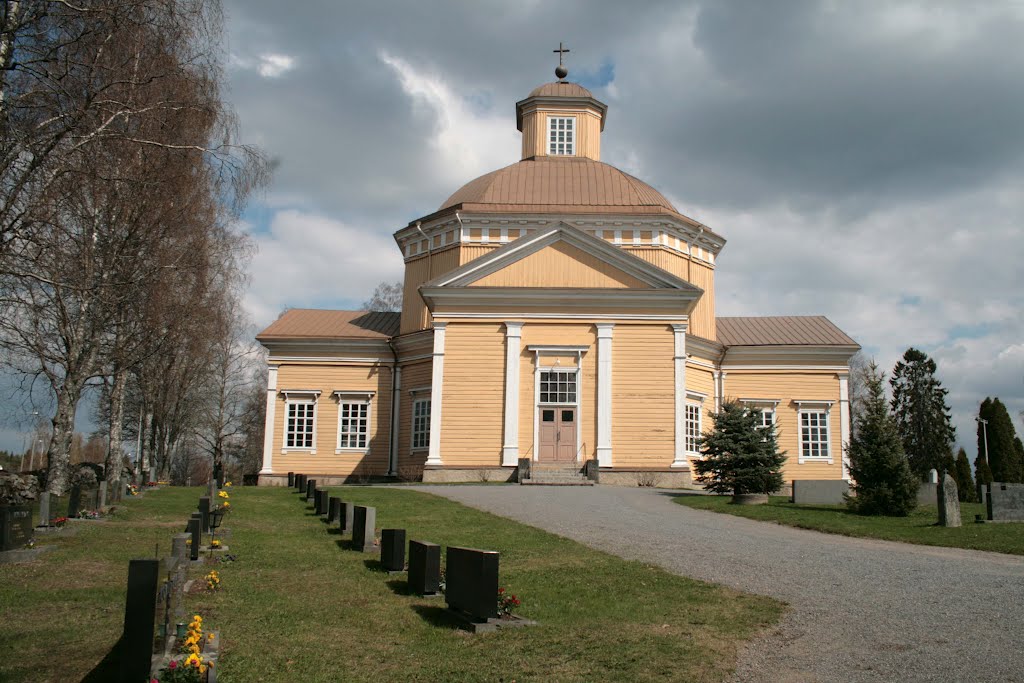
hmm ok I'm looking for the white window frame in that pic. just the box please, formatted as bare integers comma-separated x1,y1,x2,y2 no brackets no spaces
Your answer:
796,401,834,464
411,398,431,451
547,116,575,156
684,393,704,456
333,391,373,454
281,390,321,453
538,367,578,405
739,399,780,436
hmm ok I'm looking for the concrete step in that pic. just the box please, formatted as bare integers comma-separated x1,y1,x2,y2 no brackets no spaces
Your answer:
521,478,594,486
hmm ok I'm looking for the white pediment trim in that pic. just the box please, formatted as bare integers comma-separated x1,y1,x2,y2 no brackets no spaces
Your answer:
422,222,703,294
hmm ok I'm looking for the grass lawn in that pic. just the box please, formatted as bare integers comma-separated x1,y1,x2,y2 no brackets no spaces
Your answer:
0,486,783,683
673,494,1024,556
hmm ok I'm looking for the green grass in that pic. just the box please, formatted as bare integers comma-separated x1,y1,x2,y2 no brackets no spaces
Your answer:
0,487,784,682
673,494,1024,555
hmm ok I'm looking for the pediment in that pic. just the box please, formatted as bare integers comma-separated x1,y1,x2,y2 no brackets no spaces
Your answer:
424,222,701,293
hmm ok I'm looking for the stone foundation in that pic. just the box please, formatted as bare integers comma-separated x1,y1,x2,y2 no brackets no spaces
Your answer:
421,467,517,484
596,469,696,489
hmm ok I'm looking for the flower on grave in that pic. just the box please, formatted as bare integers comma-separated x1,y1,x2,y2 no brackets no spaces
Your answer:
210,539,221,549
497,587,521,616
221,501,230,509
169,660,177,670
217,490,229,499
207,633,214,642
224,481,232,488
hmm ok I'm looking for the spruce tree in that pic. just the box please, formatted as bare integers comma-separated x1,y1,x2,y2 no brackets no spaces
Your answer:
890,348,956,480
693,401,786,498
953,447,977,503
847,362,919,516
975,452,993,488
1015,438,1024,484
978,398,1021,483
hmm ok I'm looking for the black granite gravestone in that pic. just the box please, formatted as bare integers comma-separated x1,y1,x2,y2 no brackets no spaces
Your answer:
199,496,211,533
187,517,201,561
287,472,295,487
352,505,376,552
327,497,341,524
408,540,442,596
296,474,305,492
67,485,82,518
380,529,406,573
446,546,499,621
306,479,317,502
0,505,32,551
119,558,160,682
340,501,354,533
316,489,330,516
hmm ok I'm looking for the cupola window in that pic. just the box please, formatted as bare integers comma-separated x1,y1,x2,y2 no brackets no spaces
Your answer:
548,116,575,155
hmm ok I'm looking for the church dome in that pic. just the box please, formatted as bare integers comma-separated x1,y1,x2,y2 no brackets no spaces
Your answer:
438,156,679,214
527,81,594,98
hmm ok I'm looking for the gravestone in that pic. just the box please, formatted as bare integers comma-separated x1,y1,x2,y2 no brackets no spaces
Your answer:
937,473,961,527
187,516,201,561
171,533,189,567
305,479,317,501
97,481,108,511
978,483,988,508
380,529,406,573
327,497,341,524
340,501,354,534
199,497,212,533
792,480,850,505
295,474,305,492
929,469,939,484
119,558,160,682
408,540,441,596
916,482,938,507
446,546,500,621
37,492,51,528
987,482,1024,522
0,505,32,551
288,472,295,487
316,489,330,517
351,505,376,552
67,485,82,518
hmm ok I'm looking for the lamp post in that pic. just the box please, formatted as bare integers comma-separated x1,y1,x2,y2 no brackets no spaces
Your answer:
977,416,989,466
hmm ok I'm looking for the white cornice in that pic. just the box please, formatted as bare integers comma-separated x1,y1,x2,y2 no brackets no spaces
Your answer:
422,286,701,314
722,344,859,366
433,312,688,321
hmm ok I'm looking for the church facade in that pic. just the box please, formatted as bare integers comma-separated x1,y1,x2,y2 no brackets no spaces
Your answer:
256,74,859,487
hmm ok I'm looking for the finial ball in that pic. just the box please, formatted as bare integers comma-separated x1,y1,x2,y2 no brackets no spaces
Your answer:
555,64,568,80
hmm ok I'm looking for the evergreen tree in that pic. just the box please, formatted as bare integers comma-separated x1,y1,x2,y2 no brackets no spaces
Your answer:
890,348,956,480
953,447,977,503
693,401,786,497
975,451,994,488
978,398,1021,483
847,362,919,516
1015,438,1024,484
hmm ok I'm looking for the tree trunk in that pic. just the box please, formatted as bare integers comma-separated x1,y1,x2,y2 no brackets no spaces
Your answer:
104,368,127,484
46,386,81,494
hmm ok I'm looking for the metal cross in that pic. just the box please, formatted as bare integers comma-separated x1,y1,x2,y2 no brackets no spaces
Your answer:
553,42,570,66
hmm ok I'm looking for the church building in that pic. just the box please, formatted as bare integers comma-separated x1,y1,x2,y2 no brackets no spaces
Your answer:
256,59,859,487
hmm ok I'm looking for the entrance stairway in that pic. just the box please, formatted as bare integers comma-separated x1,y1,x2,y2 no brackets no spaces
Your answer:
520,462,594,486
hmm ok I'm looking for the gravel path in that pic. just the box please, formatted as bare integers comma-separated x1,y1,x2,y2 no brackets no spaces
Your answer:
418,485,1024,682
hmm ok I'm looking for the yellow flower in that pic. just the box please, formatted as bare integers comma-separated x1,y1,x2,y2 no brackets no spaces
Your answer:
193,614,202,622
218,490,229,498
222,501,230,508
200,665,207,674
224,482,232,487
207,633,215,642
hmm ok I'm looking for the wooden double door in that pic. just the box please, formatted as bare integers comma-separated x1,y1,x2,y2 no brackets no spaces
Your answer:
538,406,577,462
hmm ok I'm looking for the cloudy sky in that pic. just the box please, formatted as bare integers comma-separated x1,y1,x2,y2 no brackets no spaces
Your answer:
4,1,1021,460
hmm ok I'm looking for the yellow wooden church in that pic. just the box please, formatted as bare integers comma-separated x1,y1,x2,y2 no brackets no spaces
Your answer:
256,66,859,488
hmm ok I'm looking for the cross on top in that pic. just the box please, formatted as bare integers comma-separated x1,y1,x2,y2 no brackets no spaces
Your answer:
553,42,569,80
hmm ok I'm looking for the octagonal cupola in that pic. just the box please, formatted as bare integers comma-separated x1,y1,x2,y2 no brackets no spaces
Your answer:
515,46,608,161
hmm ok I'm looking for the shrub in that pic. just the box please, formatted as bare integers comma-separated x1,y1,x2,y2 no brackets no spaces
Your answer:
693,401,785,496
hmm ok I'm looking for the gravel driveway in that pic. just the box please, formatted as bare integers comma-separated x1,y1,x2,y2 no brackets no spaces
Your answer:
418,485,1024,682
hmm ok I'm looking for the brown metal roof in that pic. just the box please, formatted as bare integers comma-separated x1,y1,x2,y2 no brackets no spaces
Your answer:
716,316,858,347
256,309,400,341
528,81,594,98
439,157,678,213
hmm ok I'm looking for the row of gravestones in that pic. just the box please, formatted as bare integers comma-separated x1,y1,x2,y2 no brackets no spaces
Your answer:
289,472,516,631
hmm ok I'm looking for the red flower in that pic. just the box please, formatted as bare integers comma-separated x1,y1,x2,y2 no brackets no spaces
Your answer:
169,661,176,670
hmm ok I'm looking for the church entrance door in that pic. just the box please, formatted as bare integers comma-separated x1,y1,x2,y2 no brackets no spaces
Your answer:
538,407,577,462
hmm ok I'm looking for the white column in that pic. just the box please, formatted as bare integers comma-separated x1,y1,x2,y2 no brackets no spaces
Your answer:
595,323,614,467
838,373,851,480
713,370,722,413
426,323,447,466
259,365,279,475
501,322,523,466
672,325,688,468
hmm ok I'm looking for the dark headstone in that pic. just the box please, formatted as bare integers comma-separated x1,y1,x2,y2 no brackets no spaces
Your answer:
380,529,406,572
351,505,376,552
67,485,82,518
988,482,1024,522
119,558,160,682
0,505,32,551
295,474,305,492
287,472,295,487
187,517,201,561
327,497,341,524
408,540,442,596
199,497,212,533
306,479,317,502
446,546,499,621
340,501,354,533
938,473,961,527
316,488,330,516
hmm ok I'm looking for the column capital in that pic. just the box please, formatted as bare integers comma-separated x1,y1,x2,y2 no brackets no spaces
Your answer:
504,321,524,335
596,322,615,338
671,323,688,333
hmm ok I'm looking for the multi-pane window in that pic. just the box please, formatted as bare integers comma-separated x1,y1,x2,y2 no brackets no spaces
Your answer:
286,400,315,449
755,409,775,431
548,117,575,155
800,410,830,459
685,403,702,454
338,401,369,450
412,399,431,450
539,369,577,404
